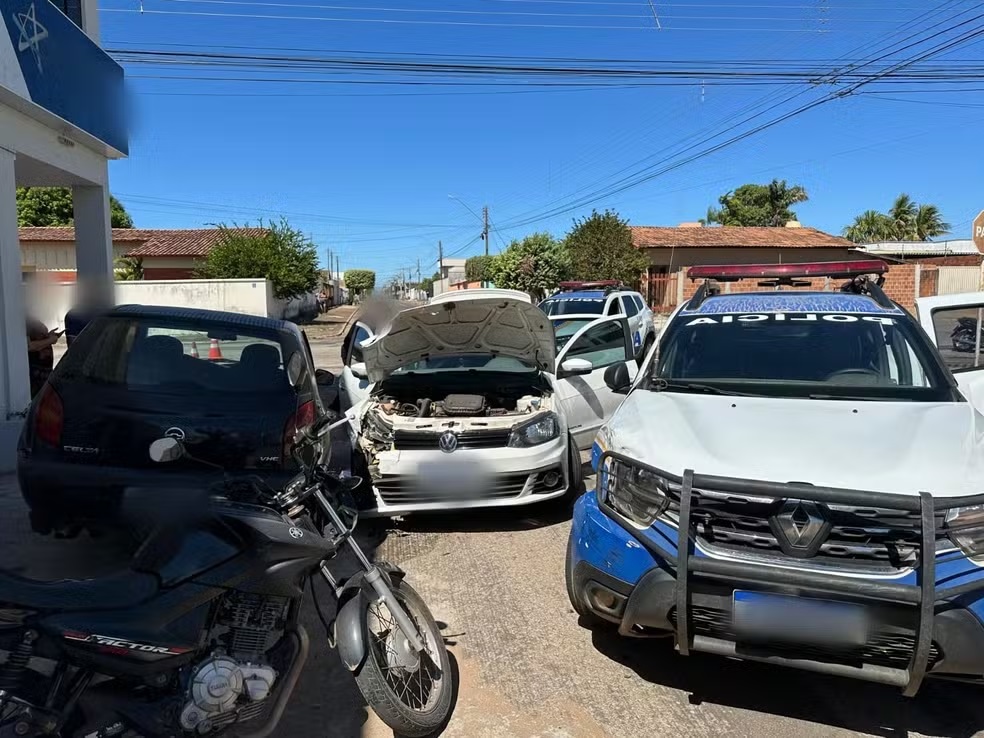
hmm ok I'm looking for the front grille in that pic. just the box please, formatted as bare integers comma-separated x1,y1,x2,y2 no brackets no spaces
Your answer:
375,472,531,505
670,606,943,670
664,484,947,574
393,429,511,450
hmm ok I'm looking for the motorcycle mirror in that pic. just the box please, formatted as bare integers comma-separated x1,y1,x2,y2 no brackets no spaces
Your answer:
286,352,304,388
149,437,184,463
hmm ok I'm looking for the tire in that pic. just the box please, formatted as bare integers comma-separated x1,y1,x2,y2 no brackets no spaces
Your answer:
354,579,455,737
565,540,607,629
565,436,584,500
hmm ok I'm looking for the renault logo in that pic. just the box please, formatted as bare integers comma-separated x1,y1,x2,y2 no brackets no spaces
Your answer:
769,500,830,557
438,431,458,454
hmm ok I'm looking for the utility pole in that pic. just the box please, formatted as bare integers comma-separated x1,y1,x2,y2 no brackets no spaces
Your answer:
416,258,421,284
482,206,490,256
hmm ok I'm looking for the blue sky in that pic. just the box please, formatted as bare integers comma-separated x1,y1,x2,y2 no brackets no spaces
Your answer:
100,2,984,284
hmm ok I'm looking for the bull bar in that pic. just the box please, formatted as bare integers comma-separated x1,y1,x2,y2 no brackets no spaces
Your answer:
597,449,984,696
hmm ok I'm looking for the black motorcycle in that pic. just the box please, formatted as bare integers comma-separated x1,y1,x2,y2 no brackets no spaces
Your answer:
0,408,454,735
952,316,984,353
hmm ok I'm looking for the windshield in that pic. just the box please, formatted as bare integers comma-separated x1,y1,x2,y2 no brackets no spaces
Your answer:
392,354,535,374
653,312,953,401
540,297,605,317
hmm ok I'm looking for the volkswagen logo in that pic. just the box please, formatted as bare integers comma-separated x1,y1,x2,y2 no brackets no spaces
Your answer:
164,427,186,441
769,500,830,557
438,431,458,454
288,527,304,539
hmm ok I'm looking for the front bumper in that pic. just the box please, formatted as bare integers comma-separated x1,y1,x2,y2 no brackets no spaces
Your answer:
569,456,984,694
363,437,568,516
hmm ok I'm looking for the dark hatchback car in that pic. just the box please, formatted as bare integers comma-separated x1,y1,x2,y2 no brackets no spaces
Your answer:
18,305,332,534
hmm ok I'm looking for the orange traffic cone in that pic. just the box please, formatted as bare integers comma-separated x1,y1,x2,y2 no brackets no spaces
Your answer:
208,338,223,360
190,341,200,359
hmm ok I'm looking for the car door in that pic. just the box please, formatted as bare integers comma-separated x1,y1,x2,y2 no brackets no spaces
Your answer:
338,321,373,412
620,295,644,355
552,316,638,449
916,292,984,413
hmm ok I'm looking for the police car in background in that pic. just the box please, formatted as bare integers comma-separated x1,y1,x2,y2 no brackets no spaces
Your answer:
539,281,655,362
567,259,984,695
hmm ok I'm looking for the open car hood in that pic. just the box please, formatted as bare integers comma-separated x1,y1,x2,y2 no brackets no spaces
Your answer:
361,297,556,382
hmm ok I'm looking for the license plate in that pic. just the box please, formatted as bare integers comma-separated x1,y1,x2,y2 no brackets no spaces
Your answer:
733,591,868,648
415,457,492,499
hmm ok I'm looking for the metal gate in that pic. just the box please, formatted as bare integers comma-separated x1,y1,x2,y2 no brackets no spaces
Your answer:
937,266,982,295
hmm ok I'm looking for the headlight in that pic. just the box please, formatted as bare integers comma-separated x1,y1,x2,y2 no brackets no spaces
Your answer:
508,412,560,448
602,459,670,527
946,505,984,559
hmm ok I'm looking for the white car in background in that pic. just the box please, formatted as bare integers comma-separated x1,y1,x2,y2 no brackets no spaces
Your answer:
339,289,637,515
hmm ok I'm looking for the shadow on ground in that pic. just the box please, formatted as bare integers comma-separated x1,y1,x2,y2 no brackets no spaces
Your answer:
590,628,984,738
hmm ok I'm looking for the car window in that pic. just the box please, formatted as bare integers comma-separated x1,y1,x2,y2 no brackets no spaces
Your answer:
540,298,605,316
56,317,291,395
350,325,372,364
552,318,593,352
931,305,984,374
606,298,622,316
564,321,627,370
621,296,640,317
654,311,949,400
633,295,646,312
392,354,534,374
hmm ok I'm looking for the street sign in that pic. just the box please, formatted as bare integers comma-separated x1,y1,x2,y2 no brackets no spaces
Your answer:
975,210,984,254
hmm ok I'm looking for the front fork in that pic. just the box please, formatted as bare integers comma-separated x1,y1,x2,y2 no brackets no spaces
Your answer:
314,490,426,654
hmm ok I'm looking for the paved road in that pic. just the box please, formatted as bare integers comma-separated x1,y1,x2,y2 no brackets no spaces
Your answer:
11,334,984,737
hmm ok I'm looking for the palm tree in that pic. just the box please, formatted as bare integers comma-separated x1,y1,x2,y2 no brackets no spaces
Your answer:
767,179,809,226
915,204,951,241
113,256,144,281
843,210,894,244
888,193,918,240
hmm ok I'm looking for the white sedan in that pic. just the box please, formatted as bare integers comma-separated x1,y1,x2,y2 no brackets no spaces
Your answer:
338,289,637,515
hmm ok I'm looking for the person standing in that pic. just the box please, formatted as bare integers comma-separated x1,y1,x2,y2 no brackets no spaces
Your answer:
26,317,60,398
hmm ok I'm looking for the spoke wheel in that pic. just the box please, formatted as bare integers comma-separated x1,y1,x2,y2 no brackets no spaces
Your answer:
355,579,454,737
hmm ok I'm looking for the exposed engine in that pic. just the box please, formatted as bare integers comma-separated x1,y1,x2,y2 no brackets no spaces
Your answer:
375,392,542,419
179,593,288,733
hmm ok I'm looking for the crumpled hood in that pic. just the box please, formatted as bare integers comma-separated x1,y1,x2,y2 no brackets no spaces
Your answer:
361,297,556,382
606,391,984,497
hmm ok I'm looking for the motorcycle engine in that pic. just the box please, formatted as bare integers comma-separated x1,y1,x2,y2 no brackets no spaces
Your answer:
179,593,288,733
179,656,277,733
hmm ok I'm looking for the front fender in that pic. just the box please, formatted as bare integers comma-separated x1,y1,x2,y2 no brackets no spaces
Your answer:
334,562,407,671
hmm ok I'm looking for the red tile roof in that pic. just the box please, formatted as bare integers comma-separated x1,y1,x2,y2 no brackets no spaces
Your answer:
18,227,268,258
631,226,853,249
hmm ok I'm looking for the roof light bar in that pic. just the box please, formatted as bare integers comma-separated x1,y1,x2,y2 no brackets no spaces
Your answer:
686,260,887,282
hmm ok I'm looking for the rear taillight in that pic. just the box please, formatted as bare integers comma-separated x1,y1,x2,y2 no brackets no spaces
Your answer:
283,400,316,460
34,385,64,447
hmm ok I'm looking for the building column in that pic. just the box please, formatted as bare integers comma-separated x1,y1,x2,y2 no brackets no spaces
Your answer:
0,147,31,470
72,182,113,279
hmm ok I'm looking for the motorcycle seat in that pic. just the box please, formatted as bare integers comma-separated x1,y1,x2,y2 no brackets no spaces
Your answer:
0,569,159,612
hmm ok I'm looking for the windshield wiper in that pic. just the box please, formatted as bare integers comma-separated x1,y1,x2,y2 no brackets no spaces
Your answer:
649,378,760,397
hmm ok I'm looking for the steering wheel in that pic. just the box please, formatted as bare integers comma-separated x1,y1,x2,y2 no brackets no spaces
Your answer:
823,368,883,384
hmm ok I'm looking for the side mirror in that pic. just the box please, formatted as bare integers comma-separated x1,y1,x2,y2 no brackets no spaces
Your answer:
350,362,368,380
286,352,305,388
315,368,335,386
149,437,184,463
604,363,631,394
559,357,593,377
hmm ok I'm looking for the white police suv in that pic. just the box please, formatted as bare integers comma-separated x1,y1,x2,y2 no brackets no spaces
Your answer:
567,259,984,695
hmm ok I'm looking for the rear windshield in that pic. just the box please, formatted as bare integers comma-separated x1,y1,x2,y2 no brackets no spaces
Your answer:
653,311,953,401
55,316,294,395
392,354,535,374
540,297,604,316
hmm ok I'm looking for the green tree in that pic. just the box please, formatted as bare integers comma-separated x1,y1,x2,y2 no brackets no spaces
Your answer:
843,194,950,243
344,269,376,298
114,256,143,281
564,209,646,286
196,219,319,300
465,255,495,283
705,179,808,227
16,187,133,228
488,232,570,301
843,210,894,244
915,203,951,241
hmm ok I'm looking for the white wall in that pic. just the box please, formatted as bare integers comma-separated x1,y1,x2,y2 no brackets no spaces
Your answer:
27,278,326,330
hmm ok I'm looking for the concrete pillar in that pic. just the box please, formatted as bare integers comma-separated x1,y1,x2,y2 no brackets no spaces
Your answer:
0,147,31,470
81,0,101,42
72,183,113,278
